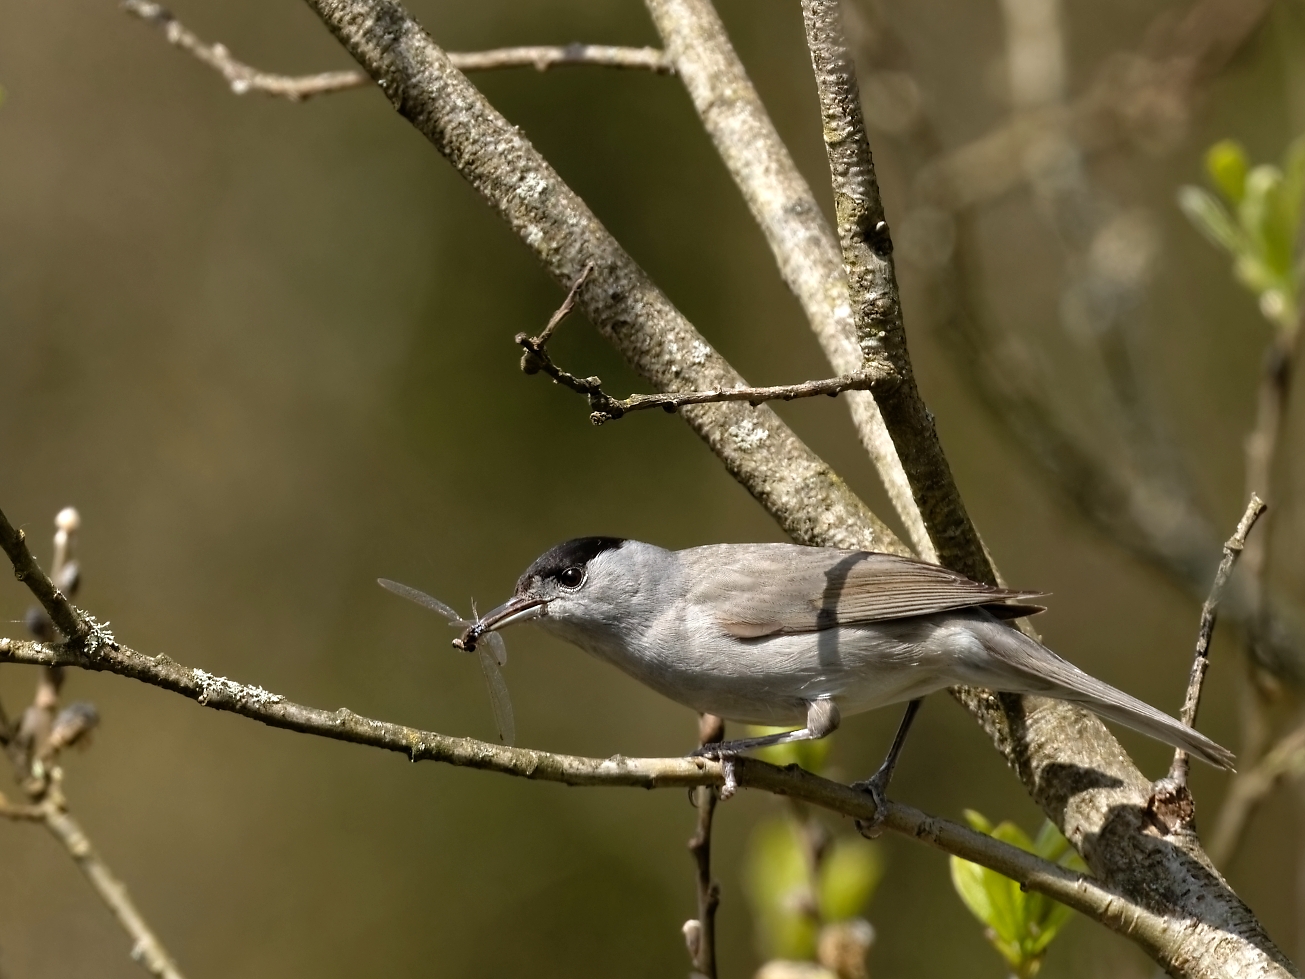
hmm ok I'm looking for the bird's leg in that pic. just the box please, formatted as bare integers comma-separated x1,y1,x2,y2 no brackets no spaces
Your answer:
852,698,923,838
690,699,840,758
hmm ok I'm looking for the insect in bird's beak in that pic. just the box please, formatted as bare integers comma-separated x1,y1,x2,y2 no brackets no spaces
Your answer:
455,596,546,651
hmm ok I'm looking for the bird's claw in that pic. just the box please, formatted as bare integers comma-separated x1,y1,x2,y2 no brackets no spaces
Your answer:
688,745,738,799
690,743,734,760
851,772,889,839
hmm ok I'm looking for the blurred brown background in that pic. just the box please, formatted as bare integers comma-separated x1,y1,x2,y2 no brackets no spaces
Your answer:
0,0,1302,976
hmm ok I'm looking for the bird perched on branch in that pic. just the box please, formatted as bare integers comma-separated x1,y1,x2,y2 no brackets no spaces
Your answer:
454,537,1234,799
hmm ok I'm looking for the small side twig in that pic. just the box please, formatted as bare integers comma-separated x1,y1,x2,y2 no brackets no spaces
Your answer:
684,714,723,979
1167,495,1266,787
122,0,671,103
517,266,896,424
0,510,85,644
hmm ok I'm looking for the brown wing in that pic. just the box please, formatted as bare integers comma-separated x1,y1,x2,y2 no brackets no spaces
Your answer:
679,544,1047,639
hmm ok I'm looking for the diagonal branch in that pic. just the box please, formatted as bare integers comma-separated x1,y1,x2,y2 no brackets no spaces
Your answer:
122,0,671,103
643,0,934,559
0,511,85,643
1209,716,1305,866
911,0,1274,212
42,795,186,979
300,0,905,554
1169,495,1266,787
799,0,984,581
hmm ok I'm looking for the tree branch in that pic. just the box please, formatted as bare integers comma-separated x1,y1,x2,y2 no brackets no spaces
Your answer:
0,511,183,979
799,0,984,580
1169,496,1266,787
0,630,1246,962
794,4,1294,974
40,793,186,979
142,0,1297,971
684,714,723,979
884,0,1305,685
911,0,1275,212
0,510,86,643
515,280,896,424
643,0,934,559
122,0,671,103
299,0,904,554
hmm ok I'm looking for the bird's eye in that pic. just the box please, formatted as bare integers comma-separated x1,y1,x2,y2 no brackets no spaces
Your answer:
558,567,585,589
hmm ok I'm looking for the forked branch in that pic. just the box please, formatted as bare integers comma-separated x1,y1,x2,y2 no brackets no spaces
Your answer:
0,511,184,979
517,266,896,424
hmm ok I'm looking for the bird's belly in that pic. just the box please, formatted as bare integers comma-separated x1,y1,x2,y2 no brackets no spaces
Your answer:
591,620,954,727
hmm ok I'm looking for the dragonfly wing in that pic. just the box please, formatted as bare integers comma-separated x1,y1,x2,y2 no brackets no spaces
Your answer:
378,578,468,626
479,651,516,746
484,630,508,667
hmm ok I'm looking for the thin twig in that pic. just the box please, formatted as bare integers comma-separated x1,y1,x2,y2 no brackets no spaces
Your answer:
449,45,671,75
684,714,723,979
0,511,85,642
1167,495,1267,787
122,0,670,103
40,790,186,979
1206,319,1302,864
516,270,896,425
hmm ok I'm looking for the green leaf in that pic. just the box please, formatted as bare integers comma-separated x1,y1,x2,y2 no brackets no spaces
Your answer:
1178,185,1245,254
1243,165,1296,281
1206,139,1249,203
961,808,995,835
949,812,1083,978
744,817,819,960
818,836,884,922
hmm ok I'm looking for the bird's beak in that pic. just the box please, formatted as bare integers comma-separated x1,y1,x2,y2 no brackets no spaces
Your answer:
453,596,546,651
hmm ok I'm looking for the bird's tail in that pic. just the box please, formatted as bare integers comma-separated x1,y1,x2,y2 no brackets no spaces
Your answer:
963,616,1235,770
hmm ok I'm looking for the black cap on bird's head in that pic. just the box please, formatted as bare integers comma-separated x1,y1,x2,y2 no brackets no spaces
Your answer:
455,537,627,651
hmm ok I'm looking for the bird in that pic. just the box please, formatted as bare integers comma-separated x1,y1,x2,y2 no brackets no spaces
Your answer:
453,537,1234,796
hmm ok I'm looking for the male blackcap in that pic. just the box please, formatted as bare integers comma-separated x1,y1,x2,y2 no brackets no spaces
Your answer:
456,538,1234,778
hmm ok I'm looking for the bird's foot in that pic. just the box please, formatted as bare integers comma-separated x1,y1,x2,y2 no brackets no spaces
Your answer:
689,745,739,800
850,769,890,839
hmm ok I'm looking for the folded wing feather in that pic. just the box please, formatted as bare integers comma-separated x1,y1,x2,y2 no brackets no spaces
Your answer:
680,545,1046,639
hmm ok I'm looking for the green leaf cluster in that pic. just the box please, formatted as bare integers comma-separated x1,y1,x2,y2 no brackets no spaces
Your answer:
744,816,884,961
1178,136,1305,332
949,811,1085,979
